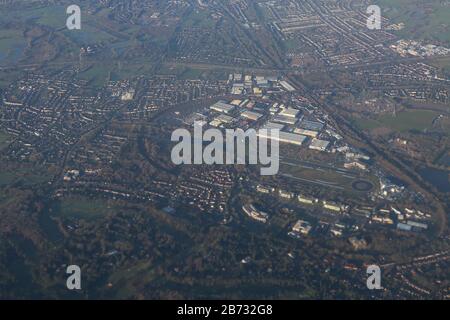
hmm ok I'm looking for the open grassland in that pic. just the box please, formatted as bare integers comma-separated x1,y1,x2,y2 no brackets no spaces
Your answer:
0,167,51,187
0,131,11,149
377,0,450,44
355,109,441,133
54,196,117,220
0,29,27,64
429,55,450,74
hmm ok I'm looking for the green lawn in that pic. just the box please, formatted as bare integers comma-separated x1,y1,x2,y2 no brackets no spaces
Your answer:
61,24,118,45
110,61,154,80
377,0,450,44
0,29,27,63
181,9,217,29
0,164,51,187
0,4,67,28
0,171,17,186
355,110,440,133
430,56,450,74
77,64,112,87
0,132,11,149
56,196,115,220
1,4,120,44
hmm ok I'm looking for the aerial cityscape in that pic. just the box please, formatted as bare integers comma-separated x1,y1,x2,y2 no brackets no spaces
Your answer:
0,0,449,300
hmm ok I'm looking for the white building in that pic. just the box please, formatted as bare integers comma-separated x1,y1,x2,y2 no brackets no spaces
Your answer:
292,220,312,235
258,131,307,146
309,138,330,151
210,101,235,114
241,110,263,121
279,108,300,118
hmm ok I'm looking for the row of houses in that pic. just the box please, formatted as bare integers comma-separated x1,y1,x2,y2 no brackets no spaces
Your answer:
256,185,349,213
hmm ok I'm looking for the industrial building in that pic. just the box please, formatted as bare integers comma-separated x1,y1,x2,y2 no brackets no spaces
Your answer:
272,114,298,125
292,220,312,235
210,101,235,114
294,128,318,138
309,138,330,152
279,189,294,199
241,110,263,121
407,221,428,230
263,122,285,131
298,194,318,205
231,84,244,95
258,131,307,146
323,201,342,212
279,80,296,92
256,185,274,194
299,120,324,131
279,108,300,118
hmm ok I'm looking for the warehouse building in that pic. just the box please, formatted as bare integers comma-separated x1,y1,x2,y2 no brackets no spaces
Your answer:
258,131,307,146
298,194,319,205
210,101,235,114
279,107,300,118
323,201,341,212
231,83,244,95
241,110,263,121
294,128,319,138
261,122,285,131
215,114,234,123
309,138,330,152
279,80,296,92
272,114,298,125
299,120,324,131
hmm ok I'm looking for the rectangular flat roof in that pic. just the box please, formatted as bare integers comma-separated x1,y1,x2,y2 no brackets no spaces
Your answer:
294,128,318,137
215,114,234,123
279,80,296,92
309,138,330,150
272,115,298,125
210,101,235,113
258,131,307,146
241,110,263,120
262,122,285,130
279,108,300,118
299,120,324,131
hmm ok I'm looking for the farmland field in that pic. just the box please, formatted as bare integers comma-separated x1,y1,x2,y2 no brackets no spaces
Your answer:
354,109,441,133
377,0,450,44
54,196,116,220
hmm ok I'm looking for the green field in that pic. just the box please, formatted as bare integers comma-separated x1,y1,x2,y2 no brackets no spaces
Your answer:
430,56,450,74
76,60,155,86
77,64,112,87
355,110,440,133
1,4,123,47
0,29,27,63
0,132,11,149
377,0,450,44
0,171,17,186
181,9,218,29
61,24,118,45
55,196,116,220
0,168,50,187
110,61,154,80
